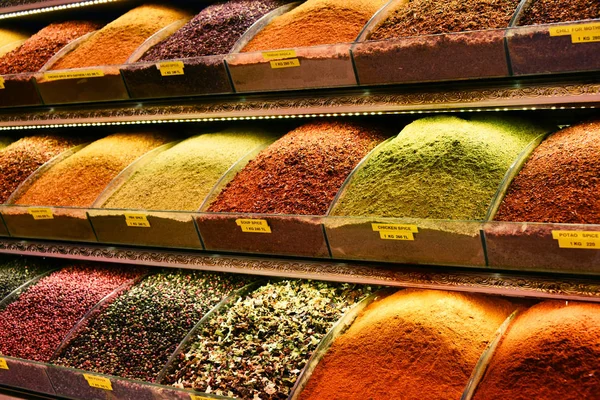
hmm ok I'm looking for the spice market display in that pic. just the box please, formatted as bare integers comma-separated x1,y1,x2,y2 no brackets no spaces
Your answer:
0,0,598,399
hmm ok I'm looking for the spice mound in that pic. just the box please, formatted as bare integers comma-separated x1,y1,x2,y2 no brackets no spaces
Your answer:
0,29,29,57
495,120,600,224
331,115,547,220
299,289,515,400
53,271,250,382
0,21,100,75
242,0,388,51
14,132,173,207
103,128,275,211
0,135,84,204
370,0,520,40
208,121,387,215
473,301,600,400
0,256,50,300
51,4,190,69
0,264,144,362
519,0,600,25
142,0,290,61
165,280,371,399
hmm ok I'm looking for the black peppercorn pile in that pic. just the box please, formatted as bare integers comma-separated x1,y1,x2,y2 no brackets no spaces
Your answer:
166,280,372,400
53,270,250,382
0,256,51,300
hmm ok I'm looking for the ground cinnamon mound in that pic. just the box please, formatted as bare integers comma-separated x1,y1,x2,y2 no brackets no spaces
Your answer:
242,0,388,51
298,289,516,400
473,301,600,400
51,4,190,69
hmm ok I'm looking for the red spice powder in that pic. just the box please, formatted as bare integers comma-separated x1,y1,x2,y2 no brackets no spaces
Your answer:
473,301,600,400
298,289,516,400
0,264,144,362
0,135,85,204
14,133,172,207
207,121,387,215
495,120,600,224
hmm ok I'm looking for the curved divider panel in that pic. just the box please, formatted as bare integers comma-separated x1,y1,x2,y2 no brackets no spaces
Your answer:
34,31,130,105
506,0,600,75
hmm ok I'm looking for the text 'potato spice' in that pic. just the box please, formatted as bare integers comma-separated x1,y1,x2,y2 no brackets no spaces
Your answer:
208,121,387,215
103,128,275,211
0,256,50,300
0,21,100,75
51,4,190,69
299,289,516,400
331,115,547,220
15,132,173,207
166,280,371,399
495,120,600,224
519,0,600,25
473,301,600,400
0,264,144,362
242,0,388,51
53,270,250,382
0,134,84,204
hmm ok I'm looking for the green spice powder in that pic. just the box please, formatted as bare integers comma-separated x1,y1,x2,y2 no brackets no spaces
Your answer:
331,115,547,220
102,128,275,211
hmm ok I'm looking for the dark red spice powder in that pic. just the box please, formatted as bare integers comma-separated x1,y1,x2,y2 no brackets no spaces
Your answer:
0,264,144,362
207,121,387,215
519,0,600,25
0,21,100,75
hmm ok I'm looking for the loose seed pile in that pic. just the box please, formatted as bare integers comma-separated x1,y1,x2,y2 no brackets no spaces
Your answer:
54,270,250,382
0,264,144,362
0,257,51,300
166,280,371,399
519,0,600,25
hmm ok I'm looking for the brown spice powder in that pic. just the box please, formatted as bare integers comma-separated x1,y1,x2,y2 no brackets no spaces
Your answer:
299,289,516,400
519,0,600,25
51,4,190,69
473,301,600,400
243,0,388,51
14,133,172,207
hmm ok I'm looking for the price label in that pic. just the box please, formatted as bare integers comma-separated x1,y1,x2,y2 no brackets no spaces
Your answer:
125,213,151,228
552,231,600,250
571,33,600,43
372,223,418,241
28,208,53,220
190,395,213,400
235,218,271,233
0,76,4,90
157,61,184,76
548,22,600,43
270,59,300,69
83,374,112,390
379,231,414,241
43,69,104,81
262,49,296,61
0,358,8,370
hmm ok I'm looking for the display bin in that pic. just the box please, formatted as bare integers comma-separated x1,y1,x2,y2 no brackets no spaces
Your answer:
121,19,233,99
34,32,129,105
0,214,9,237
0,356,55,395
0,72,43,108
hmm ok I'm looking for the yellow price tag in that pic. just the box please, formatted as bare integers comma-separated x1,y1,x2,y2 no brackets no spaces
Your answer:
125,213,151,228
157,61,184,76
270,59,300,69
551,230,600,240
83,374,112,390
190,395,213,400
0,76,4,90
571,33,600,43
0,358,8,370
548,23,600,43
235,218,271,233
262,49,296,60
28,208,53,220
372,223,418,233
379,231,414,241
43,69,104,81
557,238,600,249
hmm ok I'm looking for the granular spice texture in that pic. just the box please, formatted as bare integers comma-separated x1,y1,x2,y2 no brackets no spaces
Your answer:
51,4,190,69
208,121,387,215
0,264,144,362
331,115,546,220
495,120,600,224
242,0,388,51
54,271,250,382
0,257,50,300
15,133,172,207
370,0,520,39
0,135,84,204
0,21,100,74
299,289,515,400
0,29,29,56
519,0,600,25
142,0,290,61
166,280,371,399
103,128,274,211
473,301,600,400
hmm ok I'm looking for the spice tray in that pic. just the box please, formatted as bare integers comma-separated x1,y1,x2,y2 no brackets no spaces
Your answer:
0,215,9,237
0,72,43,108
506,18,600,76
0,356,55,395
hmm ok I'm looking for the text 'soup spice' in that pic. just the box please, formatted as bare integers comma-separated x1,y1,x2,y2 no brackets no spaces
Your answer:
53,271,250,382
166,280,371,399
